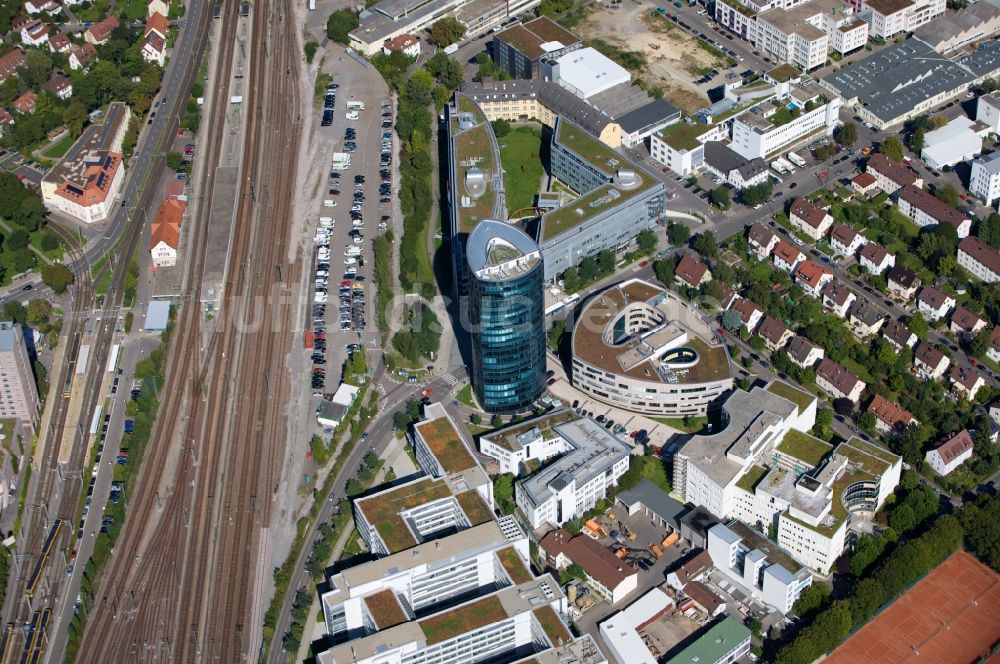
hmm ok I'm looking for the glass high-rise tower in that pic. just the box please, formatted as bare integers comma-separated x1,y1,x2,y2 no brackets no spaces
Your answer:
466,220,546,413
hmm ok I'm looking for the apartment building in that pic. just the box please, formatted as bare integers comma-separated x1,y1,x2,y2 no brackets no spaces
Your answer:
758,316,793,351
858,241,895,274
731,297,765,332
730,84,843,160
950,306,987,340
707,522,812,614
794,260,833,296
924,430,974,476
816,358,865,401
881,318,918,350
862,0,945,38
865,394,915,434
479,410,631,529
887,265,920,300
748,222,781,258
970,151,1000,205
829,223,864,256
0,323,39,428
916,286,955,321
913,341,951,379
675,253,712,289
755,0,868,70
821,281,856,318
772,240,805,273
896,185,971,238
865,153,923,194
786,335,824,368
950,365,986,401
958,235,1000,283
788,197,833,240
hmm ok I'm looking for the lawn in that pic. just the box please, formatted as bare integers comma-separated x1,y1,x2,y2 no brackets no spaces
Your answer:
456,383,478,409
651,415,708,433
30,229,64,261
42,134,76,159
766,380,814,414
420,596,507,645
119,0,147,20
777,430,833,467
499,126,544,213
75,0,110,21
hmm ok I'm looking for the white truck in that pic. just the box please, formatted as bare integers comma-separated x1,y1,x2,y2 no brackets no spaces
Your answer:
344,245,362,257
775,157,796,174
346,101,365,110
770,160,787,175
786,151,806,168
331,152,352,170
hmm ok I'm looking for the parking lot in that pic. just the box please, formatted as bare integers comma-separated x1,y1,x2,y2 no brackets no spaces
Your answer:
308,73,396,396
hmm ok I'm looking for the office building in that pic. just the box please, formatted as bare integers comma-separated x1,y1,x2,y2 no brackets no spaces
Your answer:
467,220,546,413
977,92,1000,133
820,38,1000,129
914,1,1000,53
0,323,39,428
492,16,581,79
40,102,131,223
919,115,987,171
755,0,868,70
707,521,812,614
347,0,542,56
480,410,630,528
730,82,842,160
861,0,945,39
958,235,1000,283
969,151,1000,205
570,279,733,417
598,588,674,664
649,121,728,176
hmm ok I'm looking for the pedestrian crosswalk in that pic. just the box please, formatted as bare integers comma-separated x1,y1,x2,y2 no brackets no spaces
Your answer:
440,373,458,387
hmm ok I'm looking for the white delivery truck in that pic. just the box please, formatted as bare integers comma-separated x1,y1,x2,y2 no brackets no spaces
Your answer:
319,217,334,228
346,101,365,110
775,157,796,174
787,151,806,168
770,160,787,175
331,152,352,170
344,245,362,257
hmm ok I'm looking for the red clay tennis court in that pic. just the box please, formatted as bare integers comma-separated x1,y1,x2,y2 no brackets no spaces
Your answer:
827,550,1000,664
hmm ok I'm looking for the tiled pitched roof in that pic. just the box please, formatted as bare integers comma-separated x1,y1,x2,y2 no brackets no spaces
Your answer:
959,236,1000,276
789,197,829,229
930,430,973,464
817,358,861,396
757,316,789,344
866,394,914,429
675,253,709,287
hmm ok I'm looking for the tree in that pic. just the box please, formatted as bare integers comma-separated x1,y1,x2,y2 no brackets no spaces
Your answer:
428,17,465,47
39,233,58,252
692,231,718,258
490,413,503,427
936,183,960,208
832,398,855,416
907,312,929,339
636,229,657,254
39,263,72,294
970,327,991,357
978,212,1000,249
741,181,773,207
22,49,53,89
721,309,742,333
6,229,28,251
490,118,511,138
26,299,51,328
708,186,730,210
880,135,905,162
908,127,925,152
668,221,691,246
578,255,599,282
858,411,877,434
792,582,831,620
326,9,359,45
836,122,858,148
548,319,566,350
2,302,25,325
493,473,515,514
165,150,184,172
654,258,675,285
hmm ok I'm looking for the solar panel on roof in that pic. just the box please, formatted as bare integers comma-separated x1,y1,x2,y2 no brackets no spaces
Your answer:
103,154,112,168
66,184,83,196
96,172,107,190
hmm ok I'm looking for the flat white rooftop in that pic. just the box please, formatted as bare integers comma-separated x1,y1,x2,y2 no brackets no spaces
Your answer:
555,47,631,99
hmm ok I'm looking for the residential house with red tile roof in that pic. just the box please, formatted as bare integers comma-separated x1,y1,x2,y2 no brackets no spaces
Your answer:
822,281,856,318
788,197,833,240
950,306,986,340
150,198,184,267
0,49,25,83
674,253,711,289
866,394,915,434
924,430,974,476
68,43,97,70
85,14,119,45
858,241,895,274
866,153,922,194
830,223,864,256
887,265,919,300
772,240,804,273
48,31,72,54
20,20,50,46
913,341,950,379
794,260,832,297
851,171,879,196
539,529,638,605
14,91,36,114
730,297,763,332
816,358,865,402
42,73,72,100
958,235,1000,284
897,184,971,238
747,222,779,259
882,318,918,351
0,109,13,139
383,33,421,57
757,316,792,351
916,286,955,321
950,365,985,402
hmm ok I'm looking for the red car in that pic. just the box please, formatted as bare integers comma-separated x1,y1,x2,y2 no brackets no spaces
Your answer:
341,280,352,287
421,388,433,397
970,358,979,367
639,260,649,267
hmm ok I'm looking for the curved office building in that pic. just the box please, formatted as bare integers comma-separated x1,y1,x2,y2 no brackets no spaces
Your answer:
467,220,546,413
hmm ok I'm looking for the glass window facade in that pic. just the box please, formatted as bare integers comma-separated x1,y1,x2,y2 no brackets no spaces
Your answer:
469,262,546,413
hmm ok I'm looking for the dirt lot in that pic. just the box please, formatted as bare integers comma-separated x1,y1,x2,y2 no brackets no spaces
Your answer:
577,1,727,113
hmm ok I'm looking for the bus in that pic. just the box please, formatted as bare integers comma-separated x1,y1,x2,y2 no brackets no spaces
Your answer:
544,302,565,318
346,101,365,110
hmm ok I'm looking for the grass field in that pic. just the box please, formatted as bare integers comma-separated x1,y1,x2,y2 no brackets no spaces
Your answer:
30,229,64,260
42,134,76,159
499,126,544,213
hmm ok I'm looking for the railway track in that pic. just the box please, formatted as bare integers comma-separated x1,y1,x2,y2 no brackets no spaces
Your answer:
73,0,300,659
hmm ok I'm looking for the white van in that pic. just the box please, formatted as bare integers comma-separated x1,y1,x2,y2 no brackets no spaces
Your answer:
319,217,334,228
346,111,359,121
323,200,336,208
344,257,357,265
344,246,362,257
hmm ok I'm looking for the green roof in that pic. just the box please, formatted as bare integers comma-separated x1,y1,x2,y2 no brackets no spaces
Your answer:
656,121,714,151
777,430,833,468
497,547,533,584
456,490,493,526
457,94,485,123
455,123,498,234
541,176,650,241
555,120,622,177
533,605,571,645
415,416,477,474
768,63,801,83
767,380,815,415
720,0,757,16
736,465,769,493
784,466,871,537
357,478,454,553
670,617,751,664
836,439,892,475
420,595,508,645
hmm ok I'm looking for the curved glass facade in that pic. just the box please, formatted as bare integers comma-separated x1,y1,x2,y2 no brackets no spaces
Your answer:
468,254,546,414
